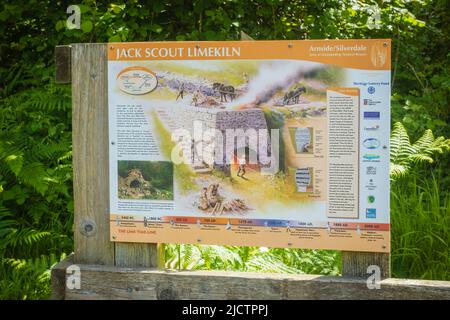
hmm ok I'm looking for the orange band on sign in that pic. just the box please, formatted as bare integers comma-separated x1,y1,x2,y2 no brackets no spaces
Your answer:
328,88,360,96
116,66,156,78
107,39,391,70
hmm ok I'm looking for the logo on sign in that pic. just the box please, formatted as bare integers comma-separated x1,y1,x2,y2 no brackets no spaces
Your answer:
363,138,380,149
116,66,158,95
363,154,380,160
364,125,380,131
370,41,388,68
365,178,377,191
364,111,380,120
368,86,376,94
366,166,377,175
366,208,377,218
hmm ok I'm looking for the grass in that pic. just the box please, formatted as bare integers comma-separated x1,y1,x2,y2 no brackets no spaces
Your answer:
391,171,450,280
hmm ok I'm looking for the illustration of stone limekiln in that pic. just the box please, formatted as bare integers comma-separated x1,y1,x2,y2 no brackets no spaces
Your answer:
169,106,271,175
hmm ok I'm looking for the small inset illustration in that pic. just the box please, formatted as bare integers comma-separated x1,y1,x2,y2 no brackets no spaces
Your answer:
116,66,158,95
289,127,314,154
118,160,173,200
197,183,249,216
295,167,314,193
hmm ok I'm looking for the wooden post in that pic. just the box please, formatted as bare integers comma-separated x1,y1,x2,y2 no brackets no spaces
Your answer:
342,252,390,279
55,45,71,84
70,43,163,268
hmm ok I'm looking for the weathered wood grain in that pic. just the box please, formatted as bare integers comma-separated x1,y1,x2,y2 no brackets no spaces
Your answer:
115,243,165,268
56,260,449,300
51,253,74,300
55,45,71,84
71,43,161,267
342,251,390,279
72,43,114,265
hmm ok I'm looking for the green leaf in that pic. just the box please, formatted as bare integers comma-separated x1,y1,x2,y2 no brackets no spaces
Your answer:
78,4,90,14
109,34,122,42
111,4,126,14
5,154,24,176
81,20,93,33
18,162,50,195
151,24,163,33
55,20,66,31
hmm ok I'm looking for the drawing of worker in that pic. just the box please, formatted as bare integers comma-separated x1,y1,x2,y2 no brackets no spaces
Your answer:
236,155,246,178
243,72,249,84
176,81,185,101
302,142,312,153
191,89,204,106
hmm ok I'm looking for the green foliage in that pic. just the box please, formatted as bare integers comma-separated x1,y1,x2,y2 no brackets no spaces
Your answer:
165,244,341,275
0,253,63,299
390,122,450,180
391,172,449,280
0,83,73,299
0,254,65,300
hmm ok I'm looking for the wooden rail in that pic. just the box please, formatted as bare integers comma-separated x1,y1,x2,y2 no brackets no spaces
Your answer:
52,254,450,300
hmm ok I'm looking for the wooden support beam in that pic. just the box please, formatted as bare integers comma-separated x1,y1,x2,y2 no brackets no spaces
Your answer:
115,243,165,268
51,254,74,300
342,251,390,279
70,43,162,268
55,45,71,84
72,43,114,265
52,257,450,300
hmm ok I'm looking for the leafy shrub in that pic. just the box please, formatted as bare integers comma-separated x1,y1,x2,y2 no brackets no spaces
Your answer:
0,83,73,299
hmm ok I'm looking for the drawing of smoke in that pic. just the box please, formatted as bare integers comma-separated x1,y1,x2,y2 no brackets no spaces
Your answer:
231,60,324,109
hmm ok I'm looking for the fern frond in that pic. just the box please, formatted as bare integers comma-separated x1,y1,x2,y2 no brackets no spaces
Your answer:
390,163,409,180
0,141,25,176
390,122,450,180
22,85,71,112
247,254,300,274
390,122,413,163
17,162,50,195
3,228,52,248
